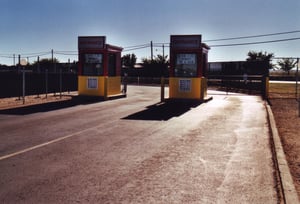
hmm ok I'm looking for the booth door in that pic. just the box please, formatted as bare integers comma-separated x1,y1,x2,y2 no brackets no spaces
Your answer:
108,54,116,76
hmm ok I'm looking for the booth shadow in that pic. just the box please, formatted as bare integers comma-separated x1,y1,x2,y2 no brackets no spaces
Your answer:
0,96,107,115
122,100,203,121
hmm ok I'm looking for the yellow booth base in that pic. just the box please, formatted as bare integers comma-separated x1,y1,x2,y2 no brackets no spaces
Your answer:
169,77,207,100
78,76,122,98
265,76,269,99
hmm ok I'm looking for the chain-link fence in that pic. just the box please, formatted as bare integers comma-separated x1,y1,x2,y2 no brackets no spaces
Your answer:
269,57,300,99
0,71,77,99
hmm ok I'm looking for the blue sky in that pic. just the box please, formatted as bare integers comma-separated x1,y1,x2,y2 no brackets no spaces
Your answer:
1,0,299,65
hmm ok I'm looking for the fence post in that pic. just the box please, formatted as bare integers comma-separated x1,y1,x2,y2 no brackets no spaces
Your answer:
296,58,300,117
161,77,165,102
45,69,48,99
296,58,299,100
59,68,62,99
22,70,25,104
122,73,128,94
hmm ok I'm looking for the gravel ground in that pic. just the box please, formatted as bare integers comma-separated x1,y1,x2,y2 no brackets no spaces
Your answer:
0,92,76,110
270,98,300,198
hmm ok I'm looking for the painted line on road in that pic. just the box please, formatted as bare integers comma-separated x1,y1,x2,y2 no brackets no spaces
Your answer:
0,125,98,161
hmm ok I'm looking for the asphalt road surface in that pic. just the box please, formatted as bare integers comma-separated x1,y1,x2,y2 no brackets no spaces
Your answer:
0,86,278,203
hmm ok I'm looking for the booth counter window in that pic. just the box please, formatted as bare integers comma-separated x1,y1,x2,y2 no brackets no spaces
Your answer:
174,53,197,77
82,54,103,76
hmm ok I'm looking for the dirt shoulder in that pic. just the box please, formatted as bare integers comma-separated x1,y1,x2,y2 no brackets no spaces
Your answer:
270,98,300,198
0,92,77,111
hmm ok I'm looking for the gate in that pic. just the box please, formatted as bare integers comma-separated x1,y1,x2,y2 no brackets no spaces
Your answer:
208,60,269,99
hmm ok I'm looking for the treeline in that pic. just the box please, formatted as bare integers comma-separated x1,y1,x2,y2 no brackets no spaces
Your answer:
0,61,78,73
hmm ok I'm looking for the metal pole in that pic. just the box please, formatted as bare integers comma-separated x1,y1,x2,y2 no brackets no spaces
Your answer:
51,49,54,66
151,41,153,61
123,73,128,94
37,56,40,73
296,58,299,99
18,55,21,100
299,99,300,118
59,68,62,99
161,77,165,102
45,69,48,99
296,58,300,117
22,70,25,104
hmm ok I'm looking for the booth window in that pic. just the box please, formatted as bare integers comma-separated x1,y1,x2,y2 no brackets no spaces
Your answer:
202,53,208,77
108,54,116,76
82,54,103,76
174,53,197,77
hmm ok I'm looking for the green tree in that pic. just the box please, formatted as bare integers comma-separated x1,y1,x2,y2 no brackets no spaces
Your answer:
142,54,169,65
277,58,296,75
32,58,60,72
247,51,274,61
32,58,60,65
122,53,137,68
141,54,169,77
247,51,274,69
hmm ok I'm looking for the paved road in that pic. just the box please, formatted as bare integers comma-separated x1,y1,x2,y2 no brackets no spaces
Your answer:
0,86,278,203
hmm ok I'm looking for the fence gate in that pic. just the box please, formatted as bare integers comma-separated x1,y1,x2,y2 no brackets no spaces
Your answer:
208,60,269,99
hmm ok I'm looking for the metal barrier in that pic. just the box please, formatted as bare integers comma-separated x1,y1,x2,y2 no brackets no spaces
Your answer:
0,72,77,98
208,75,268,98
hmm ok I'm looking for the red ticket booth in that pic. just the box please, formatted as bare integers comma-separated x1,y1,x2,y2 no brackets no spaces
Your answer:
78,36,124,99
169,35,210,100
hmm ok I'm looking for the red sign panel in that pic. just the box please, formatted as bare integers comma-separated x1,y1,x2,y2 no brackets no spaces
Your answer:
78,36,106,50
170,35,202,49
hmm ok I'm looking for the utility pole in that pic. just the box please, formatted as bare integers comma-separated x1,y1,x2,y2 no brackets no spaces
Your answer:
51,49,56,73
51,49,54,63
296,58,300,117
162,44,165,59
18,55,21,72
37,56,40,73
151,41,153,61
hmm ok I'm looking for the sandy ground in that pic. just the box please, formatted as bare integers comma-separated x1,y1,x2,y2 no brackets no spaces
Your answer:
0,92,77,110
270,98,300,198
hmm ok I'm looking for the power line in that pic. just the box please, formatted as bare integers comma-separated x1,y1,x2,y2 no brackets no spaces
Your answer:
1,30,300,60
25,52,52,58
54,51,78,56
123,43,149,49
123,45,150,52
204,30,300,42
210,37,300,47
20,51,51,56
0,54,14,58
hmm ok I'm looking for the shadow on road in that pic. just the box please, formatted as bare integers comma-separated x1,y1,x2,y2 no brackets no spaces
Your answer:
0,96,105,115
122,99,203,121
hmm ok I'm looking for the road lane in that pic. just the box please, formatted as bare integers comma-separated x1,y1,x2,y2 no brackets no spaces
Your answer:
0,86,278,203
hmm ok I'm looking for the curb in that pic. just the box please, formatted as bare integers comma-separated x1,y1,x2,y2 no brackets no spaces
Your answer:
266,104,300,204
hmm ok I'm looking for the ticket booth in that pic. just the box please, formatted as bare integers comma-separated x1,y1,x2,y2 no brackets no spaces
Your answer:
169,35,210,100
78,36,124,99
